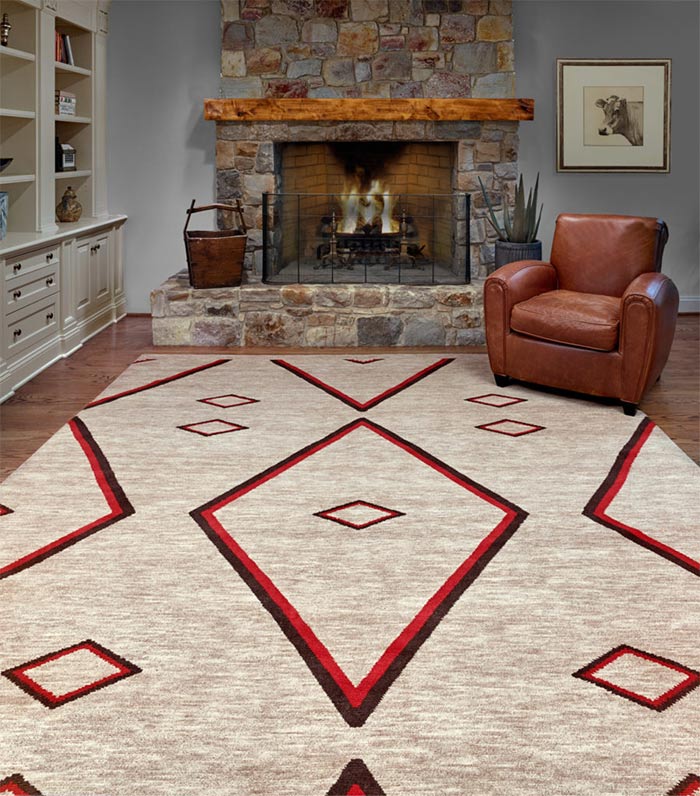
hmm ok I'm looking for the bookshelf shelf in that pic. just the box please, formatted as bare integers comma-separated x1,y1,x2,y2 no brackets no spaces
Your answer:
0,108,36,119
55,114,92,125
0,45,35,62
55,61,91,77
0,174,36,185
55,170,91,180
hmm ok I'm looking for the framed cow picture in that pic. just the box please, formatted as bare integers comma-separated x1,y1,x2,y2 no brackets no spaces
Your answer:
557,59,671,172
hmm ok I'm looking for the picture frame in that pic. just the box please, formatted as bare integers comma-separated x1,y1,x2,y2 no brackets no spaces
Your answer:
557,59,671,172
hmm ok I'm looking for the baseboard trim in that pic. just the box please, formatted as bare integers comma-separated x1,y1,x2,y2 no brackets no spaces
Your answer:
679,296,700,314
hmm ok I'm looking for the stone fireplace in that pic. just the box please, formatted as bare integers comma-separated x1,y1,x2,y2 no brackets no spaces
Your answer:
151,0,532,347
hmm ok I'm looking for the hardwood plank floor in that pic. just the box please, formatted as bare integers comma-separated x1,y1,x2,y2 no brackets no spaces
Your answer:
1,313,698,481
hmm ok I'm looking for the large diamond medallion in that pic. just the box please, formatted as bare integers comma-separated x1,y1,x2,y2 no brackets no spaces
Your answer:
191,418,527,726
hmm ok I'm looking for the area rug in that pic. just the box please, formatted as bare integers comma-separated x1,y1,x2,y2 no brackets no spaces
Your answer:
1,354,698,796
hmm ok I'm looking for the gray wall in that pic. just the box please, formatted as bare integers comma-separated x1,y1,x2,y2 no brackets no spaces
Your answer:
514,0,700,310
106,0,699,312
107,0,220,313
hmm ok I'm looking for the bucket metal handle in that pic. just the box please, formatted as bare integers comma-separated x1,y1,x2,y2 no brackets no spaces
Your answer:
184,199,247,234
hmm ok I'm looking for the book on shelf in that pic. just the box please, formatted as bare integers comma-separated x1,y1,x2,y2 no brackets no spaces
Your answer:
55,32,74,66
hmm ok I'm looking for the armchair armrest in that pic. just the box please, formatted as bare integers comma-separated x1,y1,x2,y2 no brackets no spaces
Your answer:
484,260,558,374
620,272,679,404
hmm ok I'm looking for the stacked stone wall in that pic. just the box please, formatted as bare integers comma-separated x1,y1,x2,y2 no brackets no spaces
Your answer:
216,0,519,284
152,273,484,346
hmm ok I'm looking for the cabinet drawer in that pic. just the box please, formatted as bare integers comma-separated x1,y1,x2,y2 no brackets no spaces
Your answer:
5,263,59,313
5,245,60,283
5,296,60,357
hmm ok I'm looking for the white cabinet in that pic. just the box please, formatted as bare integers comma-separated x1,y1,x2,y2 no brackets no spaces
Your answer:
0,216,126,401
0,1,126,400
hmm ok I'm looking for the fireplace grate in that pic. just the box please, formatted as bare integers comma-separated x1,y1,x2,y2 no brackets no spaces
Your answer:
262,193,470,286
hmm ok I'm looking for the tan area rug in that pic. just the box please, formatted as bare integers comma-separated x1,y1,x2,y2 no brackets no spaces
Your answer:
1,354,698,796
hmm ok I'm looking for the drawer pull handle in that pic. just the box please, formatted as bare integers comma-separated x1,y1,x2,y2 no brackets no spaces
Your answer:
13,263,22,273
46,277,54,286
13,328,22,338
46,253,54,262
46,312,54,321
13,290,22,299
95,244,101,251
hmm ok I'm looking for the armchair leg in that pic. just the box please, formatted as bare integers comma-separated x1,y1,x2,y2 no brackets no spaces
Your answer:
494,374,511,388
622,402,638,417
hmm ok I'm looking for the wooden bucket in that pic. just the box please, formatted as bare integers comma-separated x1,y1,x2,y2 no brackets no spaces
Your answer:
184,199,247,289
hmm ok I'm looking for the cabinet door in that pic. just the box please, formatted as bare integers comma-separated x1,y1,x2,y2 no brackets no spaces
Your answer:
75,237,91,318
91,231,111,306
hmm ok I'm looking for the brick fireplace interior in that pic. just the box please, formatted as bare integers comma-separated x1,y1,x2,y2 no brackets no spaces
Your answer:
268,141,466,284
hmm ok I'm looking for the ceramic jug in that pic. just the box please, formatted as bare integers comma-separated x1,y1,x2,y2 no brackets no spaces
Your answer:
56,186,82,223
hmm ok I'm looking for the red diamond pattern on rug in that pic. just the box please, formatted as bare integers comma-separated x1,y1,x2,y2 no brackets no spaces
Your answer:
327,760,385,795
2,640,141,709
573,644,700,711
345,358,384,365
465,393,528,407
0,504,13,516
314,500,406,530
0,774,42,795
272,357,454,411
584,418,700,576
198,393,259,408
476,419,545,437
191,417,527,726
0,417,134,582
177,419,248,437
668,774,700,795
86,358,230,408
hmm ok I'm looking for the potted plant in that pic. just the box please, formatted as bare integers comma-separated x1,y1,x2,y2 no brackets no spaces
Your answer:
479,173,543,268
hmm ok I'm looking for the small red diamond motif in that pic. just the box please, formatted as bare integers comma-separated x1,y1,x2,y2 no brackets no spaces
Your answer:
668,774,700,795
345,358,384,365
314,500,406,530
2,640,141,709
198,394,259,408
178,420,248,437
466,393,527,407
476,419,544,437
573,644,700,711
0,504,13,517
0,773,42,795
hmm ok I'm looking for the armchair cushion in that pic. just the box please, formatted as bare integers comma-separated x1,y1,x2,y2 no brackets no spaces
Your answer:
510,290,621,352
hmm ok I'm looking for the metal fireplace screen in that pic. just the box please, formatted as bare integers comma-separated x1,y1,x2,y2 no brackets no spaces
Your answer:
262,193,470,285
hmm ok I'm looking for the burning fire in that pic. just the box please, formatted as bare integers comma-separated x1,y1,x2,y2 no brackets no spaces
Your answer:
339,177,400,234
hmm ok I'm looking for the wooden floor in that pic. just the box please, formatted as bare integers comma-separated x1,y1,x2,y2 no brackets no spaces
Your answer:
1,314,698,480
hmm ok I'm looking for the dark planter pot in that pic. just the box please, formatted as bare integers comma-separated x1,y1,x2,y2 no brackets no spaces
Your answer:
494,240,542,269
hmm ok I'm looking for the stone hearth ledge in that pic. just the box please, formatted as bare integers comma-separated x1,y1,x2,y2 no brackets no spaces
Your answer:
151,271,484,347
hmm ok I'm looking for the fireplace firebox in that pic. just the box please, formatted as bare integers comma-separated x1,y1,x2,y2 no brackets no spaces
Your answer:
262,141,470,285
262,192,470,285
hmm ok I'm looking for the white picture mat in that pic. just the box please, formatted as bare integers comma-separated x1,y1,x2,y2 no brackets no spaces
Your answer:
559,62,669,170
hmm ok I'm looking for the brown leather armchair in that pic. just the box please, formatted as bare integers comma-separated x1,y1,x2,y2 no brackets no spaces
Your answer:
484,213,678,415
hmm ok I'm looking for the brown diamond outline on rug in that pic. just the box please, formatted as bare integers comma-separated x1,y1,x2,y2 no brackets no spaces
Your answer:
2,639,142,709
197,393,260,408
177,420,249,437
475,419,545,437
191,417,528,727
327,759,386,795
0,773,43,795
572,644,700,711
465,393,528,407
0,417,134,581
314,500,406,530
272,357,454,411
667,773,700,795
583,417,700,576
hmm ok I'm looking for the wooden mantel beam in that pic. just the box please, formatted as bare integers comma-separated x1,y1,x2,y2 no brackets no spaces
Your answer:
204,98,534,123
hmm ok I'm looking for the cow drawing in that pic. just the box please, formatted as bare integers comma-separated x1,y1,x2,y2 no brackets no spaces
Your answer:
595,95,643,146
